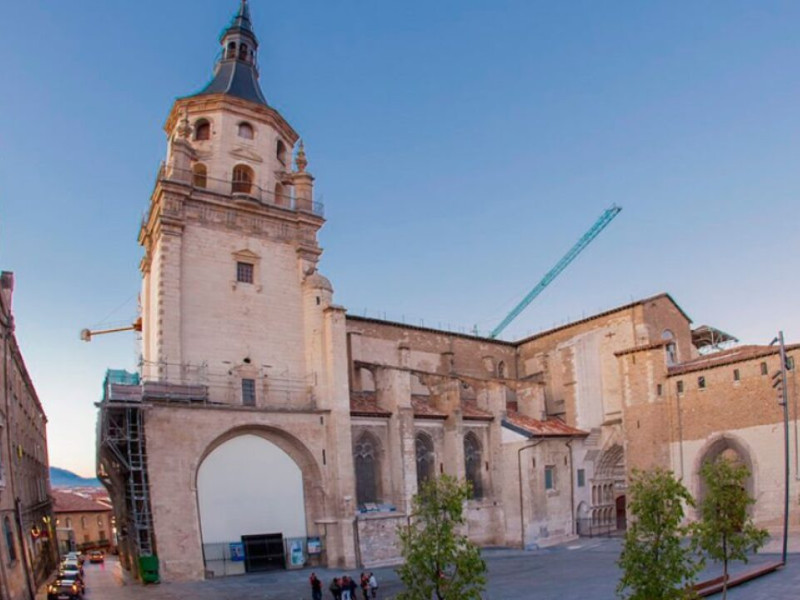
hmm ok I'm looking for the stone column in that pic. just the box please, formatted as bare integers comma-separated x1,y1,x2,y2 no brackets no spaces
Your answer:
375,367,415,513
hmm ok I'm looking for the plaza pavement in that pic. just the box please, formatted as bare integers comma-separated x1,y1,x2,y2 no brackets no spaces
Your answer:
42,536,800,599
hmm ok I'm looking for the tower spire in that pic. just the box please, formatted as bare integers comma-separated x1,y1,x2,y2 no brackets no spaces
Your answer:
190,0,268,106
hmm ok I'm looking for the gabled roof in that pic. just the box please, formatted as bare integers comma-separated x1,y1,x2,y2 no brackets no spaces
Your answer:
502,411,588,438
52,490,111,514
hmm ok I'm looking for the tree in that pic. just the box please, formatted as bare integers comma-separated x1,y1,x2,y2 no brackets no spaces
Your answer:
617,468,700,600
692,456,768,600
396,475,487,600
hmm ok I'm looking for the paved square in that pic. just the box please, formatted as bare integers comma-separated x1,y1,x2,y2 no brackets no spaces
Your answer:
48,538,800,600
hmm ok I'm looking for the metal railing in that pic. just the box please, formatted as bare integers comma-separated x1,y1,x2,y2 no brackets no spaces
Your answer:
162,165,324,217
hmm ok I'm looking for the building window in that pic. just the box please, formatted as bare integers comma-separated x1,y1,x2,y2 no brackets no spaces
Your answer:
65,517,72,529
81,516,87,529
666,343,678,366
353,432,381,506
99,531,106,542
274,182,287,207
676,381,684,395
577,469,585,488
415,432,435,490
238,43,249,61
463,432,484,499
545,466,555,490
787,357,795,370
4,517,16,564
698,376,706,389
236,262,254,284
276,140,287,165
241,378,256,407
733,369,740,382
97,516,103,527
232,164,254,194
192,163,207,188
194,119,211,141
226,41,236,59
497,361,506,378
761,362,768,376
656,384,663,396
238,122,254,140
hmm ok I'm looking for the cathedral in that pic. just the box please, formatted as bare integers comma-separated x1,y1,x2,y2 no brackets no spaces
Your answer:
96,0,800,583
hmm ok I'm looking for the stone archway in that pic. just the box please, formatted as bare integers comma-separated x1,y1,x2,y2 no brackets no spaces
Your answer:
693,433,755,509
194,426,325,576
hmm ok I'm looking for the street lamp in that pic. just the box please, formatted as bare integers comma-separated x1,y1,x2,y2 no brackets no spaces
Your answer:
769,331,790,566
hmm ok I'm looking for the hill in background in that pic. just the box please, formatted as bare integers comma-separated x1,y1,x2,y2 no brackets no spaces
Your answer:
50,466,101,488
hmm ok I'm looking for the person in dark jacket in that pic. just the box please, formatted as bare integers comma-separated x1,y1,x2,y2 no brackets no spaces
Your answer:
329,576,342,600
310,572,322,600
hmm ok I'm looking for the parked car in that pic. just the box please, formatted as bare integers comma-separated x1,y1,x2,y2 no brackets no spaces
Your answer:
47,579,82,600
61,559,83,576
88,550,104,563
57,569,85,593
65,551,84,566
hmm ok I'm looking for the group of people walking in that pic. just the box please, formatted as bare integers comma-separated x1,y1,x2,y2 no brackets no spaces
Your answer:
309,571,378,600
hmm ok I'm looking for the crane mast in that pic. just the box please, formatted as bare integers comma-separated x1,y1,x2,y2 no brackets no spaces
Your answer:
489,205,622,339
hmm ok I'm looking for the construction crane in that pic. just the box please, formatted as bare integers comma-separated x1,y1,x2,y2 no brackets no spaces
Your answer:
489,205,622,339
80,317,142,342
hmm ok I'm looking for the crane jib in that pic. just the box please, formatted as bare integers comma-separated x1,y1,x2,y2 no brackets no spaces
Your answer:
489,206,622,339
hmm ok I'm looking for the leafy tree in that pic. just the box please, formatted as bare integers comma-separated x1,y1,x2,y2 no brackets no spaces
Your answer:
692,456,768,600
396,475,487,600
617,468,700,600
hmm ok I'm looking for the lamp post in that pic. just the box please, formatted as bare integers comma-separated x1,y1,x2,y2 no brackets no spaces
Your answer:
770,331,790,565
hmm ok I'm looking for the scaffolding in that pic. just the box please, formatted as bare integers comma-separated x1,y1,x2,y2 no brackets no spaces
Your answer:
96,369,156,571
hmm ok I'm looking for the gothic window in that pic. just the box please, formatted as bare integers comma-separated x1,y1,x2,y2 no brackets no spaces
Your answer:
415,432,435,490
194,119,211,141
238,122,254,140
192,163,207,188
232,164,254,194
241,378,256,406
65,517,72,529
3,517,15,564
497,361,506,378
666,343,677,366
463,432,483,499
226,42,237,59
81,516,87,528
353,432,381,506
276,140,287,165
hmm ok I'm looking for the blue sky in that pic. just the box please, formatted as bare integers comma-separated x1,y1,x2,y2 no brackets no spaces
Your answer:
2,1,798,476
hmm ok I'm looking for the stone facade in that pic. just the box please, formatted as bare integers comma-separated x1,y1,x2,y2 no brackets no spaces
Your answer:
0,272,58,600
96,1,800,584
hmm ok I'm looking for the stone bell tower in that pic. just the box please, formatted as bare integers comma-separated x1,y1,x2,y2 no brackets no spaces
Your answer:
135,1,357,579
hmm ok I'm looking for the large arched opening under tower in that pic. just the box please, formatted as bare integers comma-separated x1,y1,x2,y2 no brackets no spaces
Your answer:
195,429,323,576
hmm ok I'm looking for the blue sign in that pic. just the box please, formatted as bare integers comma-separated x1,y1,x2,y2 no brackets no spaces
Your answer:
229,542,245,562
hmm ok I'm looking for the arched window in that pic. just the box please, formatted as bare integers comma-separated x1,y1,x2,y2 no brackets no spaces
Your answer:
239,43,249,61
274,182,287,207
238,122,254,140
192,163,208,188
232,164,254,194
415,432,435,490
194,119,211,141
4,516,16,563
497,361,506,378
226,42,236,59
65,517,72,529
353,432,381,506
276,140,287,165
463,432,484,499
81,516,87,528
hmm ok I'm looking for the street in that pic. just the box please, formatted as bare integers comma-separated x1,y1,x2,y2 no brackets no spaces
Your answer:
40,540,800,600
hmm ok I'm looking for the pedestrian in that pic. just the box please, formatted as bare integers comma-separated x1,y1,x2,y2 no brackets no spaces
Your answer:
341,575,351,600
310,572,322,600
329,576,342,600
360,572,369,600
368,572,378,599
347,575,358,600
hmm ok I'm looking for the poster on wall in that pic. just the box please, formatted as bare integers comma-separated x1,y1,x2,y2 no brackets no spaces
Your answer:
307,537,322,555
288,539,305,566
229,542,245,562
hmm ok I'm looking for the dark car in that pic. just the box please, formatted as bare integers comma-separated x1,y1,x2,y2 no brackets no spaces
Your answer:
57,569,85,593
46,579,82,600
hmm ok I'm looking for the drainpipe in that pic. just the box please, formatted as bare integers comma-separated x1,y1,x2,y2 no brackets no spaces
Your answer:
566,439,575,536
517,439,543,549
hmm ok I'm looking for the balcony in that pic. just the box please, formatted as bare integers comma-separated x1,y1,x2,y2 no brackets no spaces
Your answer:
162,165,324,217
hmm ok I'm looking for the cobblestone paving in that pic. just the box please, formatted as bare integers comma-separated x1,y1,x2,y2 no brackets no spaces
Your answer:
41,539,800,600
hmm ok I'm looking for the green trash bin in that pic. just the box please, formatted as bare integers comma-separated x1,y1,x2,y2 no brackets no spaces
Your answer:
138,554,160,583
